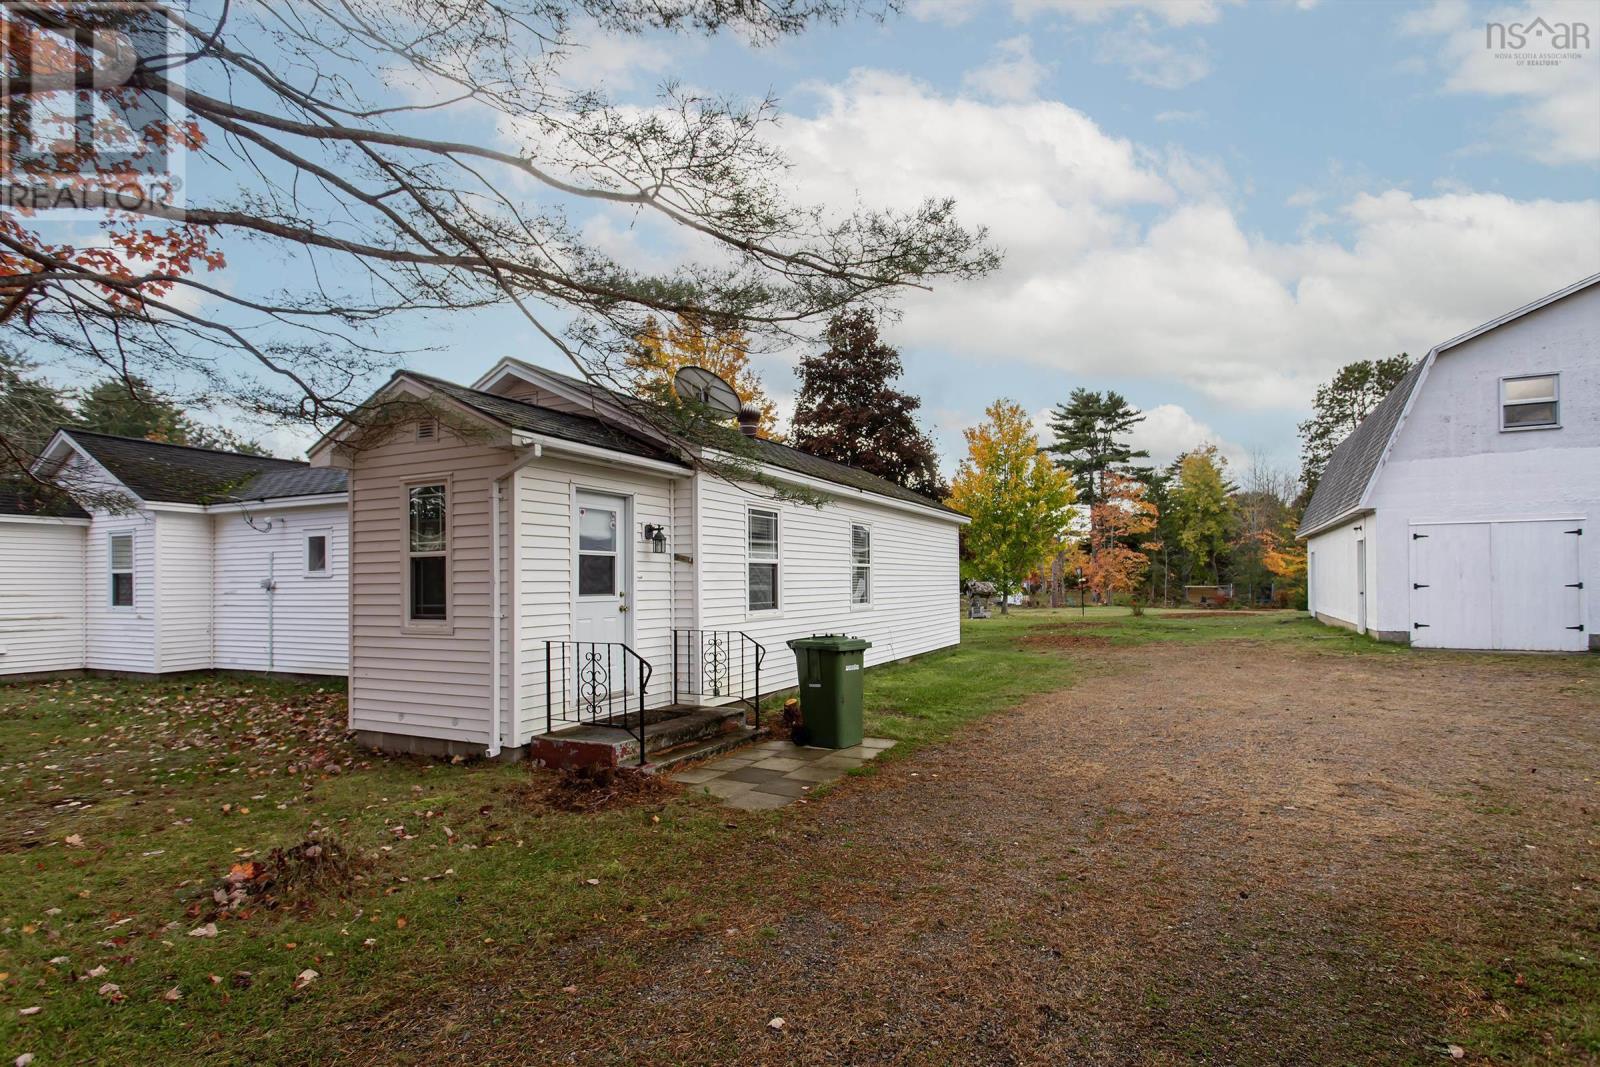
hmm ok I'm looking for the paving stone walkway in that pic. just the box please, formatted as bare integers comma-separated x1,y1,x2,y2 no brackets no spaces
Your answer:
670,736,896,810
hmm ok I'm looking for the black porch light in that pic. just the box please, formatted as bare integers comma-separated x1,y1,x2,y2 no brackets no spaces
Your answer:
643,523,668,554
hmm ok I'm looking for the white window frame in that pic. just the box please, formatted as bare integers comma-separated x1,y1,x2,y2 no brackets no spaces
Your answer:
403,477,451,632
746,507,780,614
850,523,872,607
304,528,332,578
1500,373,1560,432
108,531,134,610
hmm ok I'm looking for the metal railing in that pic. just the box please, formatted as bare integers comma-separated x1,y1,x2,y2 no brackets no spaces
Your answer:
544,640,653,766
671,629,766,731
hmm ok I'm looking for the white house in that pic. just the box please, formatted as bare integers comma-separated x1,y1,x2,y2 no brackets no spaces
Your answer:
309,360,967,763
0,430,349,679
1300,274,1598,652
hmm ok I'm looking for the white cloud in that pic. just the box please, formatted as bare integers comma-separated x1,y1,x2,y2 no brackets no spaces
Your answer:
962,35,1051,101
1128,404,1247,468
1095,18,1212,88
907,0,987,25
554,21,684,91
771,71,1599,413
1402,0,1600,163
1013,0,1238,26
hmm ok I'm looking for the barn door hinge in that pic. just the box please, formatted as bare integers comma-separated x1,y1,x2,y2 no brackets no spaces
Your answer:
1412,532,1428,540
1566,528,1583,535
1413,583,1429,589
1568,582,1584,590
1413,622,1429,629
1568,625,1586,632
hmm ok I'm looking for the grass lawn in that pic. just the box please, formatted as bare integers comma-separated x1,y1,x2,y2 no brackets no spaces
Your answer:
2,608,1591,1064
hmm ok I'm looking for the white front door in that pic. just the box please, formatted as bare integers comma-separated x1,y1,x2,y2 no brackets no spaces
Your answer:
574,491,630,649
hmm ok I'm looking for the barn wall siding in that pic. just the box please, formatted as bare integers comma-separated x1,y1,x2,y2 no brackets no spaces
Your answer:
155,511,215,672
0,520,88,676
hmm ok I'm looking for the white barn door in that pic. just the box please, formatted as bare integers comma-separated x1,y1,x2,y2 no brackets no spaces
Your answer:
1409,523,1492,649
1409,520,1585,651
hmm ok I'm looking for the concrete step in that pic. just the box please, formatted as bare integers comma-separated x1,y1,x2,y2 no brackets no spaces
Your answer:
529,704,750,769
645,726,760,773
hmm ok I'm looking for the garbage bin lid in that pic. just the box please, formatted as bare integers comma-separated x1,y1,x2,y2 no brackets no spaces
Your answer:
786,634,872,652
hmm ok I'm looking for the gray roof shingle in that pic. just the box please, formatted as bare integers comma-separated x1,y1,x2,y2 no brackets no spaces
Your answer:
61,430,346,505
0,478,89,518
1297,360,1426,537
498,363,963,516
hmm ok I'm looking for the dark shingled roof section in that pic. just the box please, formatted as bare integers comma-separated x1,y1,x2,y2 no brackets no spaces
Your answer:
62,429,346,505
408,373,686,467
0,478,89,518
1297,360,1427,537
510,363,964,516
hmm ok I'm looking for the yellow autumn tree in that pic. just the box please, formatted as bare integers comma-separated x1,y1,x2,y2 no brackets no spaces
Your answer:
949,399,1076,614
628,313,781,437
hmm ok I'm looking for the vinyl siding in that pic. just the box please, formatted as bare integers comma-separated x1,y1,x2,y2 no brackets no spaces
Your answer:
346,427,507,745
212,504,349,675
513,455,682,744
85,510,159,672
0,519,87,675
1306,517,1371,632
695,475,962,691
155,511,214,672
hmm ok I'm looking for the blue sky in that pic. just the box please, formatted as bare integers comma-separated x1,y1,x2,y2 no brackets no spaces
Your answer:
98,0,1600,474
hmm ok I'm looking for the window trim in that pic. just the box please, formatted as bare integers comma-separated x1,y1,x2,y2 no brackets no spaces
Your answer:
850,522,872,608
108,531,134,610
746,506,781,614
304,528,332,578
1500,373,1560,432
402,476,452,633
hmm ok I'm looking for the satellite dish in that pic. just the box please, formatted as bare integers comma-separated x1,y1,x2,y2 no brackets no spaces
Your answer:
673,365,741,417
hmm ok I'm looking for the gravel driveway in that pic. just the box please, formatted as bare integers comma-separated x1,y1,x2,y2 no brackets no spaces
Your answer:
350,640,1599,1065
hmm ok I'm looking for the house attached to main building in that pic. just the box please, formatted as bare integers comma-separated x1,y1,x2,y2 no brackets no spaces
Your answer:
309,359,967,759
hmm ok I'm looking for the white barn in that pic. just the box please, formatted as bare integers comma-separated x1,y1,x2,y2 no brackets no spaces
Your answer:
0,430,349,679
309,360,967,762
1300,274,1598,652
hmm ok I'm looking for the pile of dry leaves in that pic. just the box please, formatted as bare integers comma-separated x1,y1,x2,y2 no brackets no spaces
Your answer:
541,764,679,813
206,833,358,917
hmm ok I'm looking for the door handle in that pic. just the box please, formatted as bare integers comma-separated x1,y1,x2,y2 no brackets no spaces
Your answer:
619,605,629,613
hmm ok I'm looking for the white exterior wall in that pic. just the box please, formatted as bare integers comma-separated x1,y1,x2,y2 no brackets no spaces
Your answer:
0,519,88,676
85,509,159,672
1366,283,1598,641
155,510,214,672
212,503,349,675
345,428,505,746
694,475,963,692
512,455,684,743
1305,516,1374,633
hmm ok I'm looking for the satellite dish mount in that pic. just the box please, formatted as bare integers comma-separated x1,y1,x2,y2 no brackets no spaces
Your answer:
672,365,741,418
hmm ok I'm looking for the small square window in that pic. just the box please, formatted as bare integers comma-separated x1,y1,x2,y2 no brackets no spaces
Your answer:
1501,374,1559,430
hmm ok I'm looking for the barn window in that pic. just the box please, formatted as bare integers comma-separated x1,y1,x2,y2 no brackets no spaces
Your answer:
747,508,779,612
1501,374,1559,430
305,532,329,576
851,524,871,605
109,532,134,608
407,484,447,621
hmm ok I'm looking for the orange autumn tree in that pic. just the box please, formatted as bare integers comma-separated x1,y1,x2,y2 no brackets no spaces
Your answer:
627,313,781,438
1086,471,1158,609
1262,529,1308,607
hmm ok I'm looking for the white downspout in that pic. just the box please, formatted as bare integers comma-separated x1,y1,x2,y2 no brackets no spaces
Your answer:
488,478,504,758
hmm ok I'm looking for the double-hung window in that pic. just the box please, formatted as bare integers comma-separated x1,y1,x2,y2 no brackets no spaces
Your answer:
1501,374,1559,430
407,484,448,621
747,508,779,612
851,524,871,605
109,532,134,608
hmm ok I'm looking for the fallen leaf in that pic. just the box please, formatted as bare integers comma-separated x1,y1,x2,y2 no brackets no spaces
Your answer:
561,984,578,994
188,923,218,938
161,987,182,1002
18,1007,41,1017
293,969,319,991
1448,1046,1466,1060
17,1053,36,1066
768,1017,786,1031
395,917,408,929
85,965,109,979
585,878,600,886
97,982,124,1002
64,834,84,848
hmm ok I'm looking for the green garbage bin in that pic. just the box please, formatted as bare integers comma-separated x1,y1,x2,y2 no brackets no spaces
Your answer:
786,634,871,749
